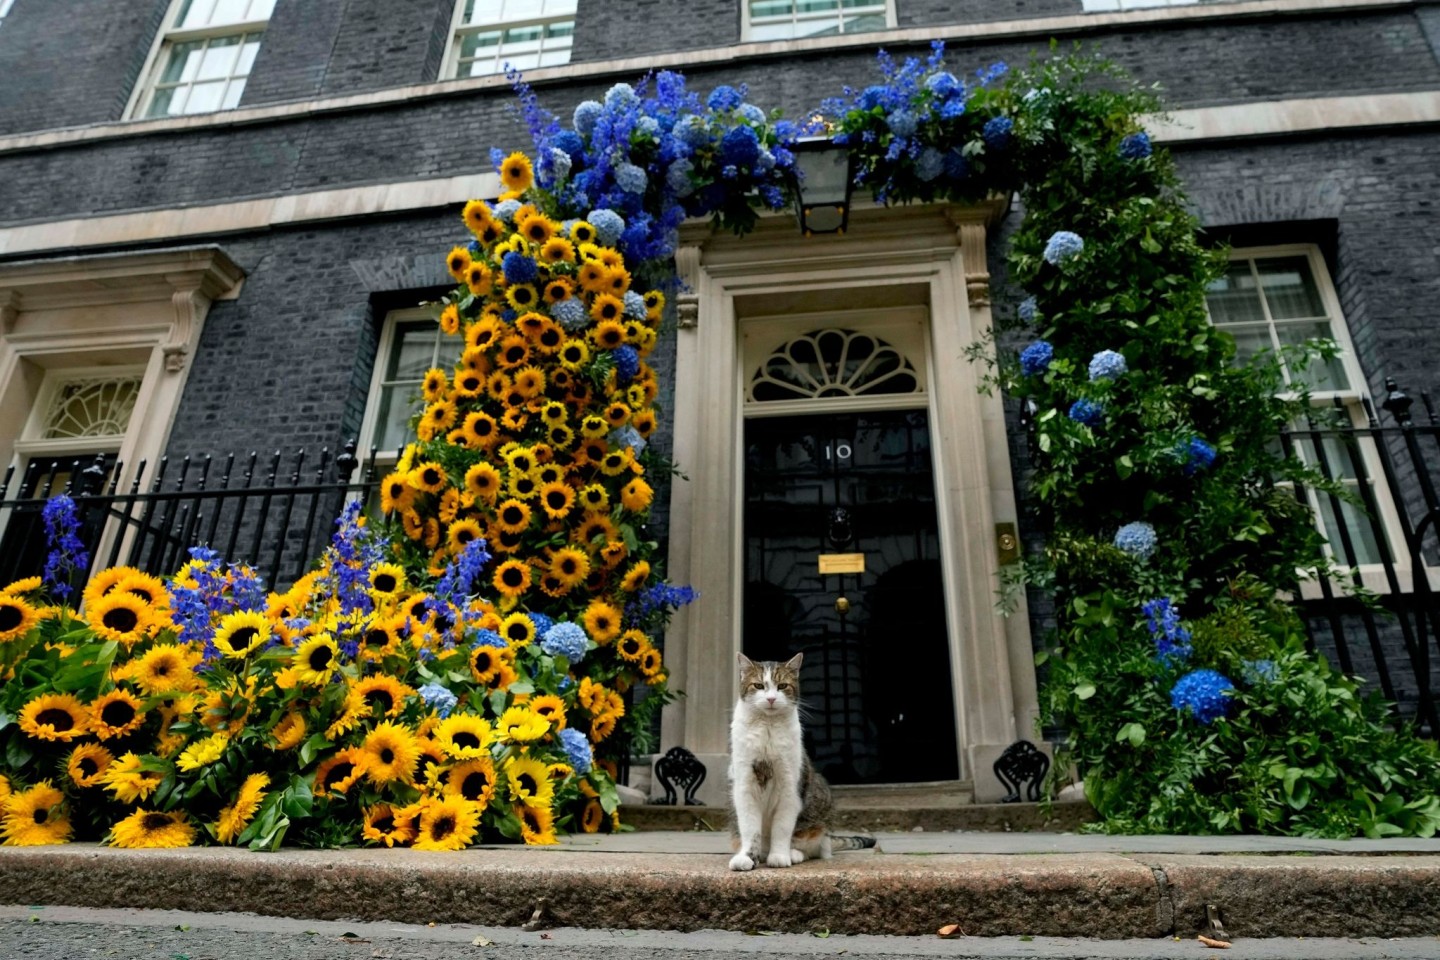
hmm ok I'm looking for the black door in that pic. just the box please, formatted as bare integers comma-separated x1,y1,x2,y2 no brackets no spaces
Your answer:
743,409,958,784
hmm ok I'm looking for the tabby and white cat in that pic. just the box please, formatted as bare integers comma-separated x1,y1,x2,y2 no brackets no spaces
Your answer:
727,652,875,871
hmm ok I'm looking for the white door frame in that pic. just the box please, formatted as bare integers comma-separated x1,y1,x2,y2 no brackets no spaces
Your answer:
660,200,1037,800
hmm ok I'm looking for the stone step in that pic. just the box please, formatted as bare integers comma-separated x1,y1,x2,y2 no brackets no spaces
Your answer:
618,799,1097,833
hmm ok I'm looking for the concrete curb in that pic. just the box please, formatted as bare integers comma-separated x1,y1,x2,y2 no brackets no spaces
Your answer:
3,845,1440,938
618,800,1098,833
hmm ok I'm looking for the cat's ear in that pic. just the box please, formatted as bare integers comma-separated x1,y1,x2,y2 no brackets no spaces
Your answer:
783,652,803,671
737,652,754,672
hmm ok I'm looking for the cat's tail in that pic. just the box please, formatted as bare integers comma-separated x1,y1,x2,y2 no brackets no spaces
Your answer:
828,834,877,851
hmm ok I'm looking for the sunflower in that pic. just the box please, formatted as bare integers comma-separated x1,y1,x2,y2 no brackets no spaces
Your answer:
505,283,540,313
577,259,608,293
83,566,141,610
101,752,163,803
271,711,307,751
410,460,448,494
447,518,484,555
543,278,575,305
475,218,504,245
1,781,71,846
89,688,146,740
582,600,623,644
493,499,532,535
463,198,494,234
412,795,481,851
621,560,651,592
513,365,545,397
314,747,370,797
492,559,532,599
434,714,494,760
176,732,230,772
639,647,665,678
593,247,624,269
642,288,666,318
1,575,42,597
504,755,553,806
362,803,417,848
532,482,573,522
18,692,89,742
496,334,532,370
444,756,498,806
439,302,462,335
468,316,505,351
459,412,499,452
66,743,114,788
209,772,271,845
451,366,485,399
499,612,536,648
468,644,510,685
460,463,500,505
507,471,538,499
533,320,565,356
446,246,472,280
517,802,559,845
590,713,619,743
293,635,341,685
419,401,458,441
529,694,567,731
621,477,654,512
499,151,534,191
516,213,555,246
213,609,271,658
362,721,420,787
368,562,406,598
573,512,618,549
581,798,605,834
558,338,590,371
604,264,632,295
352,674,414,718
130,644,191,696
87,591,152,647
598,448,632,476
415,738,447,785
497,706,549,743
603,401,632,428
616,629,648,663
107,808,196,849
465,261,494,297
569,220,597,244
548,547,590,590
111,570,168,611
590,298,626,328
380,472,416,514
632,409,657,437
539,402,568,427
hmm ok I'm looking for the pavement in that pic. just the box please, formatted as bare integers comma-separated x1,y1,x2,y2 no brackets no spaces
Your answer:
3,832,1440,942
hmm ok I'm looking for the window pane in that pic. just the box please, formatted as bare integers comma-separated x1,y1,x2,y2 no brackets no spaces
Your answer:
840,12,887,30
545,20,573,38
374,385,417,453
184,80,226,113
247,0,276,20
503,51,541,71
543,0,578,14
1315,489,1386,566
752,0,793,14
1258,256,1326,319
460,30,502,54
208,0,251,27
197,35,241,81
236,37,261,76
389,323,439,381
1224,323,1273,366
159,41,205,84
1276,321,1348,391
748,20,795,39
502,0,546,18
797,0,841,11
221,78,246,109
1205,262,1265,324
176,0,216,29
538,46,571,66
465,0,503,24
504,24,543,42
148,86,181,117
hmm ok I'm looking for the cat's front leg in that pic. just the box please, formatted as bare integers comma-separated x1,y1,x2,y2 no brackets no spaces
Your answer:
728,786,765,871
765,790,803,868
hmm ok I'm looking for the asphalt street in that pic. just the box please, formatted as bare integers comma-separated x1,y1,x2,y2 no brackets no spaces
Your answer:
1,907,1437,960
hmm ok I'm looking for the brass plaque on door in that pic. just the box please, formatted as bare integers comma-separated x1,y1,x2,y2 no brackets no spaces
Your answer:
818,552,865,574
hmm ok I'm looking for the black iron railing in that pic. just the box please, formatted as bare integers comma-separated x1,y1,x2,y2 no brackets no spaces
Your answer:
0,440,382,596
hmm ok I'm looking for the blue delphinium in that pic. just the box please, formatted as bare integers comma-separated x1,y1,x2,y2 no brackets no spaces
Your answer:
559,727,594,775
611,344,640,383
615,162,648,195
1180,437,1218,475
433,537,492,615
982,116,1014,151
541,621,589,663
1114,521,1158,561
418,682,458,719
328,500,384,616
41,495,88,601
1119,131,1153,160
1142,597,1193,667
1042,230,1085,266
1088,349,1128,381
1068,399,1105,427
1017,296,1038,324
1171,669,1235,724
500,251,538,284
588,209,625,246
552,298,588,332
1241,659,1279,685
630,582,698,625
1019,340,1054,377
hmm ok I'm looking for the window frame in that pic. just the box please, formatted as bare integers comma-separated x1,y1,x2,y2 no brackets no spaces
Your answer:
440,0,577,81
124,0,273,121
741,0,896,43
0,0,16,26
356,306,462,470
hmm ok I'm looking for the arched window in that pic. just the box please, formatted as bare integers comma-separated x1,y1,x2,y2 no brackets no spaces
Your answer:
747,328,921,404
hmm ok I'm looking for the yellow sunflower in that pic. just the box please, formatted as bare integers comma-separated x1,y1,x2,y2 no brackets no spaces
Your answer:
621,560,651,593
504,755,553,806
616,629,648,663
131,643,196,696
66,743,114,788
570,220,597,244
412,795,481,851
529,694,566,731
505,283,540,313
351,674,414,718
517,802,559,845
581,798,605,834
499,612,536,648
0,593,41,642
213,772,270,844
18,692,89,742
101,752,164,803
600,540,629,569
110,809,195,849
640,646,664,678
577,258,608,293
590,298,626,329
89,688,146,740
462,411,500,449
516,212,555,245
446,245,472,280
497,706,549,743
444,756,498,806
271,711,307,751
462,199,493,234
293,635,341,685
410,460,448,494
492,560,531,600
368,562,406,597
558,338,591,372
363,802,418,847
362,721,420,787
1,781,71,846
176,732,230,773
582,600,623,645
446,517,484,555
380,472,416,515
80,566,139,610
434,713,494,760
499,151,534,192
1,575,43,597
464,462,503,503
622,477,655,512
86,591,152,647
538,481,575,521
468,643,509,685
213,609,271,658
598,448,633,477
465,261,494,297
314,747,370,797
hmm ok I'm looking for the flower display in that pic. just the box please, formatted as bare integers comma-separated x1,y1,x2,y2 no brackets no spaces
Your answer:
1019,340,1054,377
1067,399,1104,427
1088,350,1128,382
1179,437,1217,475
1170,669,1235,725
1113,521,1158,561
1042,231,1085,266
1119,131,1153,160
1141,598,1192,667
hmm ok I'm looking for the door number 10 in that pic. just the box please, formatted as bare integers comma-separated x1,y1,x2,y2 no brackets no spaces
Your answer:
823,443,853,461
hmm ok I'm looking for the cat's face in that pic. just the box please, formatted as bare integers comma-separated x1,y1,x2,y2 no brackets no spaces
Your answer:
736,652,803,716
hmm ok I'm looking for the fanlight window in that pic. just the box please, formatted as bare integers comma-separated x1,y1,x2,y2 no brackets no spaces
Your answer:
41,377,143,440
748,328,920,403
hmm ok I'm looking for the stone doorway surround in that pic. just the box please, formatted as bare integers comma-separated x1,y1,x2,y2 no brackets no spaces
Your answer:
657,200,1037,805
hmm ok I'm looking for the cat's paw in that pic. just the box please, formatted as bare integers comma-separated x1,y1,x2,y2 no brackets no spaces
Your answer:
789,848,807,864
728,852,756,872
765,850,794,868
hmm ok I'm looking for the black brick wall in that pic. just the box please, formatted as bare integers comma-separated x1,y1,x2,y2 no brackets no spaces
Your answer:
571,0,739,62
315,0,454,97
238,0,348,105
898,0,1081,27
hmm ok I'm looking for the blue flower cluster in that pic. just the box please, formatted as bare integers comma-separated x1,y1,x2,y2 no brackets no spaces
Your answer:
40,495,88,601
1017,296,1038,324
1141,597,1193,667
1068,399,1105,427
630,582,699,625
516,70,800,267
1241,659,1279,685
1119,131,1153,160
1114,521,1158,561
611,344,640,383
433,536,492,611
1180,437,1217,476
1170,668,1235,724
541,621,589,663
558,727,594,775
1043,230,1085,266
327,501,387,617
1019,340,1054,377
169,545,253,662
418,681,458,719
1088,349,1128,382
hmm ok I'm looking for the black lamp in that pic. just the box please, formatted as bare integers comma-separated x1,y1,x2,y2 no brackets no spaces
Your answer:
791,137,853,236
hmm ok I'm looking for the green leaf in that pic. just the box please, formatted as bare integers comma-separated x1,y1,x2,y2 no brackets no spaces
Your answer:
298,732,332,768
597,774,621,815
1074,682,1097,701
507,680,535,696
1116,722,1146,747
1116,455,1133,480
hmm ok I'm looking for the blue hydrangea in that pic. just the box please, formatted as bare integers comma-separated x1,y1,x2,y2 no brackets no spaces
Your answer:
915,147,944,182
721,164,738,180
886,109,918,138
706,84,744,111
1171,669,1235,724
942,149,968,179
604,82,637,108
501,251,538,284
552,129,584,158
552,298,588,332
674,114,709,148
635,116,660,137
541,621,588,663
1088,349,1128,381
588,209,625,246
1017,296,1038,324
1142,597,1192,667
611,344,640,383
737,103,766,125
623,290,648,321
939,96,967,121
547,147,572,182
472,628,507,649
666,159,695,196
418,682,458,719
755,149,775,173
982,116,1014,151
720,124,761,167
1241,659,1279,685
615,162,648,195
610,424,646,455
1119,132,1153,160
924,71,961,97
528,611,554,636
558,727,593,775
573,100,602,136
1181,437,1217,475
1019,340,1054,377
1068,399,1105,427
857,85,887,111
1043,230,1085,265
493,199,521,223
1114,521,1158,561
